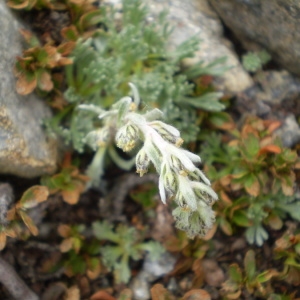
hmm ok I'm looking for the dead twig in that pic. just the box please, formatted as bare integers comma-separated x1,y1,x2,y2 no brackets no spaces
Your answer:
0,256,39,300
99,173,158,220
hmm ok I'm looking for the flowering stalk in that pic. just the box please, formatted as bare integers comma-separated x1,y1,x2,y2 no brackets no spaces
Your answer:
80,83,218,238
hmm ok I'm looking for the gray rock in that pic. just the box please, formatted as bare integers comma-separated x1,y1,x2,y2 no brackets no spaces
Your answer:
236,70,300,118
131,251,176,300
208,0,300,76
144,0,253,94
0,0,58,177
275,115,300,148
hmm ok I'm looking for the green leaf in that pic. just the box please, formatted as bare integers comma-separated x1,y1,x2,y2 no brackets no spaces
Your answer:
232,210,252,227
228,263,243,284
244,250,256,281
137,241,165,260
242,134,260,159
245,225,268,246
19,185,49,209
183,92,225,112
92,221,120,243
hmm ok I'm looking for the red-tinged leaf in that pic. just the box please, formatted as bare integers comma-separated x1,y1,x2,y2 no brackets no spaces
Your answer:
224,290,242,300
244,250,256,280
219,218,233,236
245,181,260,197
203,223,217,241
182,289,211,300
90,290,116,300
19,211,38,236
4,226,17,238
59,237,74,253
257,145,281,156
86,259,101,280
219,190,233,206
57,42,76,55
19,185,49,209
79,10,103,31
281,181,294,196
37,71,54,92
16,74,37,95
57,57,73,66
117,289,132,300
7,0,30,9
19,29,40,47
150,284,171,300
208,112,236,130
6,207,16,221
64,285,80,300
267,214,283,230
61,181,84,205
267,120,282,133
0,232,7,251
228,264,243,283
61,26,79,41
57,224,72,238
256,269,280,283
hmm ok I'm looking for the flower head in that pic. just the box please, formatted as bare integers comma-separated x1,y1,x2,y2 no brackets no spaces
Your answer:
115,124,139,152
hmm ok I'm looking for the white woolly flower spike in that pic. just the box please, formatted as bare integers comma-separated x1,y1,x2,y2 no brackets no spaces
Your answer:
83,83,218,238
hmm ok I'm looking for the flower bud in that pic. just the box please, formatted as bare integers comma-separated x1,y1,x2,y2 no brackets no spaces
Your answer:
136,147,150,177
86,127,110,149
149,121,182,146
115,124,139,152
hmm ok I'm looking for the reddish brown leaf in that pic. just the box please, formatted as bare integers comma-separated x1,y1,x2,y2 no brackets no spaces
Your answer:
90,290,116,300
0,232,7,251
117,289,132,300
267,214,283,230
38,71,54,92
16,74,37,95
245,178,260,197
19,211,38,236
61,182,84,205
267,120,282,133
6,0,30,9
19,185,49,209
64,285,80,300
59,238,74,253
61,26,79,41
182,289,211,300
257,145,281,156
57,42,76,55
58,224,72,238
150,284,171,300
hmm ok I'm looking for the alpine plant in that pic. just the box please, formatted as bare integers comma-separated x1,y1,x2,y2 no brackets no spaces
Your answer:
80,83,218,238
